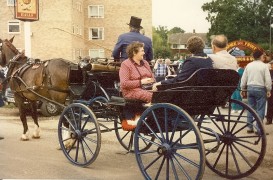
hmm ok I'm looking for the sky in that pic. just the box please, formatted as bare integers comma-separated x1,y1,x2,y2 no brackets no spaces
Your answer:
152,0,212,33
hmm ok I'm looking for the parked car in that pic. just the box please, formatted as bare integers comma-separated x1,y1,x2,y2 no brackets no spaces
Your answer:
4,87,61,117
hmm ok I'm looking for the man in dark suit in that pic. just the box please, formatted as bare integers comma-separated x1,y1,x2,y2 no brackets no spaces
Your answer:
112,16,153,62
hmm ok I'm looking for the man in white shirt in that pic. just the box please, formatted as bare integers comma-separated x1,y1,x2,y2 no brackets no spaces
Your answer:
209,35,237,70
240,50,272,133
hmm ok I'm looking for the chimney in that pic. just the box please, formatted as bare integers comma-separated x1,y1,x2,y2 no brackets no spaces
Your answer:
193,29,196,33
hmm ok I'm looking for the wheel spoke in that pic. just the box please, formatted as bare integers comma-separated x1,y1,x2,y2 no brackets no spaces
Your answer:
144,154,163,171
174,151,200,168
233,141,260,154
170,113,180,142
164,108,169,143
170,157,179,180
138,134,161,147
208,115,225,134
82,138,94,155
171,128,192,147
155,156,165,179
80,140,87,163
142,118,163,143
172,154,191,179
225,144,229,175
213,143,226,168
151,110,166,142
231,143,253,168
63,115,76,131
230,144,241,175
81,115,91,131
84,136,98,144
75,140,80,162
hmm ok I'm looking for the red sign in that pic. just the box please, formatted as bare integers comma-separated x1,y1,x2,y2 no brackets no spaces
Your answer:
14,0,39,21
227,40,263,52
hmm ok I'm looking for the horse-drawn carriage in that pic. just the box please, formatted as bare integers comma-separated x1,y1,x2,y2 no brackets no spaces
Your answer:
0,37,266,179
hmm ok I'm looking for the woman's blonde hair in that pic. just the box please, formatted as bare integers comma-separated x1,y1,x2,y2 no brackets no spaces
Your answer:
126,41,144,59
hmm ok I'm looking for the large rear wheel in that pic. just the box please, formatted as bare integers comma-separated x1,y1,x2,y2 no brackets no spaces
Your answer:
197,99,266,179
134,103,205,179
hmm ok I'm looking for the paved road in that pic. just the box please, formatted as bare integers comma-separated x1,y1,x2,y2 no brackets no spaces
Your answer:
0,107,273,179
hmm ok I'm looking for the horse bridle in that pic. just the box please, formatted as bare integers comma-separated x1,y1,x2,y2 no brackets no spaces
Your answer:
0,39,6,66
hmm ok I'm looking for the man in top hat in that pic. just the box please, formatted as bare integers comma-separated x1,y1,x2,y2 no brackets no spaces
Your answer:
112,16,153,62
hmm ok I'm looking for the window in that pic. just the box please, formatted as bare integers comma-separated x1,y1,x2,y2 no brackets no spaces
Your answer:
88,5,104,18
72,25,82,36
8,21,20,34
72,49,83,61
74,2,82,12
173,44,178,49
7,0,15,6
89,27,104,40
89,49,105,58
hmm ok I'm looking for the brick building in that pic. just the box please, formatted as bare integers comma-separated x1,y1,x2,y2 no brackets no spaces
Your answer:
0,0,152,62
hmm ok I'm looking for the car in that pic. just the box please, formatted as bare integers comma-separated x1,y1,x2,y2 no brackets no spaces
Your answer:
4,87,61,117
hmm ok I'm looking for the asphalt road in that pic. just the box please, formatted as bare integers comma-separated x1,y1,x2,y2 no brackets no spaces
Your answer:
0,107,273,179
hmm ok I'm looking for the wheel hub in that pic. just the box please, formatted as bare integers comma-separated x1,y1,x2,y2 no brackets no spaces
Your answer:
157,143,172,156
221,132,235,145
71,130,82,139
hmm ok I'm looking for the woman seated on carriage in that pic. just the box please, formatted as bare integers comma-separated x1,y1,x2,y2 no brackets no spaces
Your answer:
152,36,213,91
119,41,155,130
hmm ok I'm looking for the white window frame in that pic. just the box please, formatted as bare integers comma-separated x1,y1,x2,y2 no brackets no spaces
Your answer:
7,0,15,6
89,49,105,58
8,20,21,34
89,27,104,40
75,2,82,12
73,48,83,61
72,25,82,36
88,5,104,18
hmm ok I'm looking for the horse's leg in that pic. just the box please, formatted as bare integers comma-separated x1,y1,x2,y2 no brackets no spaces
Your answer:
30,101,40,139
17,101,30,141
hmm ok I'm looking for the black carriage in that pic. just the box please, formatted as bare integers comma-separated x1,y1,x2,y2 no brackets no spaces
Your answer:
58,62,266,180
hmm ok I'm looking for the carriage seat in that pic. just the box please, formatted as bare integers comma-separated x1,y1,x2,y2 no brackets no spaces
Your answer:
68,64,86,97
153,68,240,115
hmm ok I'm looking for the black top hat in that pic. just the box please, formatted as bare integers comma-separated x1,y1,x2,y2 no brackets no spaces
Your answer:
127,16,143,29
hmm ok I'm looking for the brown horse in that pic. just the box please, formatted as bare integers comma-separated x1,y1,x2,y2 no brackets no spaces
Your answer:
0,37,72,140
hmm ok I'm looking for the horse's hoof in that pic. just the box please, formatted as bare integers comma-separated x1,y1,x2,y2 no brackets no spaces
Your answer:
20,137,29,141
21,133,29,141
56,145,62,150
32,135,40,139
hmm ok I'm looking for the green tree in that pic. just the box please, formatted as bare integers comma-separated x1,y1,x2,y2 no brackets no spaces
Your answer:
152,26,171,58
202,0,273,45
169,27,185,34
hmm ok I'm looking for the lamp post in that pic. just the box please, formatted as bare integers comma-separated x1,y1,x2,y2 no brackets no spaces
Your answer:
269,15,273,56
178,38,181,57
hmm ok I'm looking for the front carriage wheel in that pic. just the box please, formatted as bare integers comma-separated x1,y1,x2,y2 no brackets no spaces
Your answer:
134,103,205,179
197,99,266,179
58,103,101,167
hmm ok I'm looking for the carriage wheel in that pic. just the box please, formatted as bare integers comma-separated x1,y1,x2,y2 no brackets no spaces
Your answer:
134,103,205,179
114,117,155,152
58,103,101,167
198,99,266,179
